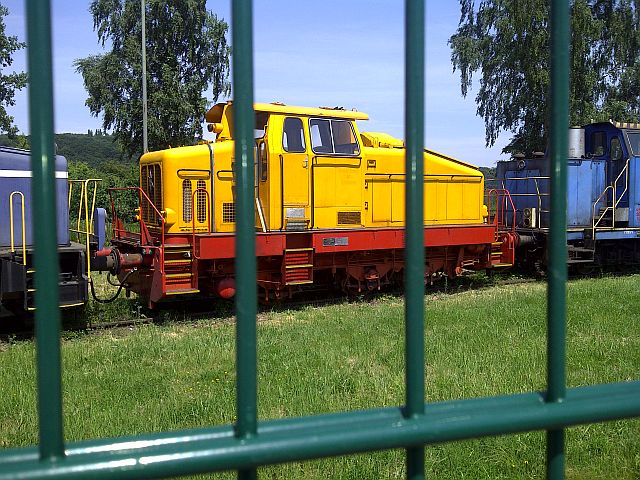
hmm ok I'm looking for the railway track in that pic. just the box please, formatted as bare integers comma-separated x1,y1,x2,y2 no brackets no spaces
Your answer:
0,271,628,339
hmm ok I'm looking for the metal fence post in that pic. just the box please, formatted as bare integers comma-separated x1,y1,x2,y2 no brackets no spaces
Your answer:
546,1,570,478
26,0,65,462
404,0,426,478
232,1,257,479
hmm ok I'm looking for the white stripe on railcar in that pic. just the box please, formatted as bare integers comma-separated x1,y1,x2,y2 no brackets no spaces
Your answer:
0,170,68,179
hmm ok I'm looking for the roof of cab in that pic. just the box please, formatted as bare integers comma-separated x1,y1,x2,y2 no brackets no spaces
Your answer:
205,101,369,123
583,120,640,130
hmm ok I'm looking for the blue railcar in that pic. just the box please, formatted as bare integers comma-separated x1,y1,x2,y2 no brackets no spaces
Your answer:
0,146,89,313
496,121,640,270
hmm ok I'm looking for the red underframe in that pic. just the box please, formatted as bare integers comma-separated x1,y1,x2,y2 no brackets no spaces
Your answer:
160,224,498,260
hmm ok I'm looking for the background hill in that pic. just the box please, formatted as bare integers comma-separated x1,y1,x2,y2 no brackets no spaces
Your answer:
0,131,132,166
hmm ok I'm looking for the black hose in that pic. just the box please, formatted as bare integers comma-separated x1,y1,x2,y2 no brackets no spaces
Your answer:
90,270,136,304
107,272,121,287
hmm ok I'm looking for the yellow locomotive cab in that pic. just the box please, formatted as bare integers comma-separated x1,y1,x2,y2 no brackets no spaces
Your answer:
139,101,486,235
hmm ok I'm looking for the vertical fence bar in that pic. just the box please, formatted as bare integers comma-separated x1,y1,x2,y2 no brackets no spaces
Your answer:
404,0,426,478
232,1,257,479
26,0,65,461
546,1,569,479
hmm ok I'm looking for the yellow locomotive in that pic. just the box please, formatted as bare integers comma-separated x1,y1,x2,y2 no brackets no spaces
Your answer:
106,102,514,306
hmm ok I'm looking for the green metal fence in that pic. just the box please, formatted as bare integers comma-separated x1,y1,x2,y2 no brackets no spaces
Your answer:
1,1,639,479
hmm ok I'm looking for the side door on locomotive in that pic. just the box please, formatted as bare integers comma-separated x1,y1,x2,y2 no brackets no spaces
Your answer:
259,107,366,232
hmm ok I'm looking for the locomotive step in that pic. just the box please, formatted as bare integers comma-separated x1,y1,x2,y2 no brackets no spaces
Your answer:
164,259,193,265
165,288,200,296
567,246,595,252
164,249,192,254
165,273,193,279
285,280,314,285
285,263,314,269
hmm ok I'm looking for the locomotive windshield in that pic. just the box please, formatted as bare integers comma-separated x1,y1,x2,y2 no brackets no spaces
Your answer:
626,131,640,155
309,118,360,155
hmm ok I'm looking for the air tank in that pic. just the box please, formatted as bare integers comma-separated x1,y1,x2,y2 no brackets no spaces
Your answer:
568,127,585,158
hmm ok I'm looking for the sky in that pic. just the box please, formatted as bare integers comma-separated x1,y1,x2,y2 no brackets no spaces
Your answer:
3,1,510,167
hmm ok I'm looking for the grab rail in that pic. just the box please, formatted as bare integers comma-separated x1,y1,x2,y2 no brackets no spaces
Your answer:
9,191,26,265
500,176,551,229
191,187,211,259
592,158,630,236
68,179,101,279
109,186,166,277
486,188,516,233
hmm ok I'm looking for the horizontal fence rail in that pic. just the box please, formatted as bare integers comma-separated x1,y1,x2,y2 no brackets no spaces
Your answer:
1,1,639,479
1,381,639,480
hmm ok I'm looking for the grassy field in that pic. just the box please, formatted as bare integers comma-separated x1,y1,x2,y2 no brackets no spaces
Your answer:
1,275,639,479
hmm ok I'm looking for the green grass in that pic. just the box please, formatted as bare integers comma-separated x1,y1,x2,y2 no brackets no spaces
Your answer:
1,275,639,479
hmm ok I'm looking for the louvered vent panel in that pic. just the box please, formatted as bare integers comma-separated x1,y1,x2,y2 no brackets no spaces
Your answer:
196,180,207,223
222,202,236,223
182,180,192,222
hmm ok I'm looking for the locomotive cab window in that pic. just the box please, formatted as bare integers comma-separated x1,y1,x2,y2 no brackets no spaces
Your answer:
309,118,360,155
257,140,267,182
626,131,640,156
610,137,623,161
282,117,305,153
591,131,606,156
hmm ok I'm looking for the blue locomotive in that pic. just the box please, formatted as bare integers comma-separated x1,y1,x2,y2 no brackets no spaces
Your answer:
496,121,640,271
0,146,89,314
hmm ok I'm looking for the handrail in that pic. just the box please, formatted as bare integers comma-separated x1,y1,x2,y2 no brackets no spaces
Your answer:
9,191,26,266
592,158,630,237
486,188,516,233
68,179,101,280
613,159,630,221
255,196,267,233
109,186,166,276
534,178,542,229
191,187,211,259
364,172,482,181
501,175,551,228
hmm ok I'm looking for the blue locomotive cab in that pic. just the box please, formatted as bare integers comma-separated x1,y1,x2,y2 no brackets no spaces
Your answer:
496,121,640,269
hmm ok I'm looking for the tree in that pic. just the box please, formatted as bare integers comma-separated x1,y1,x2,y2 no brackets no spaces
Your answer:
449,0,640,154
75,0,230,159
0,3,27,137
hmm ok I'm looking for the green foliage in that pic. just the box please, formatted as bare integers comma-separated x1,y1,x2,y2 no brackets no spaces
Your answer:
450,0,640,154
479,165,496,179
68,159,139,223
75,0,230,159
0,3,27,137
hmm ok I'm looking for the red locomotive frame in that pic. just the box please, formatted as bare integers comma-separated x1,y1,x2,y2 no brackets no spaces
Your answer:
101,187,517,308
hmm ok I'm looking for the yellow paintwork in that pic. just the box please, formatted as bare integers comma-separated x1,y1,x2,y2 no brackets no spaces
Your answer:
139,102,486,234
